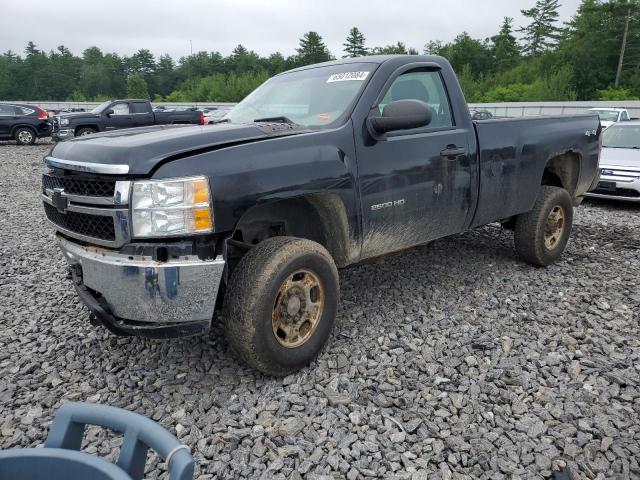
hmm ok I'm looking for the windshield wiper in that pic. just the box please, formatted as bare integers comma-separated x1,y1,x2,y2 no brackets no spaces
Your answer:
253,115,297,125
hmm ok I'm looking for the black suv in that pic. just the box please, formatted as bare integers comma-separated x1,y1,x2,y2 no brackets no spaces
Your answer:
0,103,52,145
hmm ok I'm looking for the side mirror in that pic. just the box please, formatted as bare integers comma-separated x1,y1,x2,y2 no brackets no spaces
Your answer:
368,99,432,135
104,108,114,117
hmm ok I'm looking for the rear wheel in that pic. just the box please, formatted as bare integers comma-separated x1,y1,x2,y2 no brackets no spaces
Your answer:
76,127,96,137
514,186,573,266
223,236,339,376
14,127,36,145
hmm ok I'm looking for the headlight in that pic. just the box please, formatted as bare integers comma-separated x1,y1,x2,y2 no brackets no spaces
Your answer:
59,118,69,126
131,176,213,238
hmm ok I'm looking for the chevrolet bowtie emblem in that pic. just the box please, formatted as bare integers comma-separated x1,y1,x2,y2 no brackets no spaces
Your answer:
51,188,69,213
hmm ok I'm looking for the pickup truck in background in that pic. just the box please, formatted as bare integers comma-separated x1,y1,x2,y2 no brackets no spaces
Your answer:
42,55,601,375
51,99,203,140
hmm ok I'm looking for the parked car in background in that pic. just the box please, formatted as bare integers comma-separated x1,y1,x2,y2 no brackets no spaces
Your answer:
586,120,640,202
52,99,204,140
469,109,493,120
589,107,630,129
201,106,232,124
0,103,51,145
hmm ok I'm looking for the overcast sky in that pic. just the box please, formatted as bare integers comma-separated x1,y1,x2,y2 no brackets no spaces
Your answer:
1,0,583,60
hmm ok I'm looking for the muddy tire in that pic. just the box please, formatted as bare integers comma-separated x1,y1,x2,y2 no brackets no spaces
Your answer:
514,186,573,266
223,236,339,376
14,127,36,145
76,127,96,137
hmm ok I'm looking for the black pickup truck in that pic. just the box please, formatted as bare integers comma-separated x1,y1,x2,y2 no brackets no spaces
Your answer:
42,55,601,375
51,99,203,140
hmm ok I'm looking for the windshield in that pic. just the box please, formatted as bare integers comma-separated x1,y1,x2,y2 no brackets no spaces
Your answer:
90,100,112,114
594,110,619,122
602,124,640,149
225,63,375,128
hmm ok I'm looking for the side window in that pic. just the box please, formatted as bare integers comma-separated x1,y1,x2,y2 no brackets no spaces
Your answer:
378,70,453,128
17,106,35,115
111,103,130,115
131,102,150,114
0,105,17,116
622,111,629,121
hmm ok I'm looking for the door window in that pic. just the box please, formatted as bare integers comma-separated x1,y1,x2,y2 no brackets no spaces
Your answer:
0,105,16,116
621,111,630,121
378,70,453,128
16,106,35,115
131,102,151,114
111,103,130,115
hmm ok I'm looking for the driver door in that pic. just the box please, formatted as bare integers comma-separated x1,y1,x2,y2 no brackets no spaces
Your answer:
105,102,136,130
356,68,474,258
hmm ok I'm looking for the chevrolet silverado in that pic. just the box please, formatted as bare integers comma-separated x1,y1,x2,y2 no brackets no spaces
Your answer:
42,55,601,375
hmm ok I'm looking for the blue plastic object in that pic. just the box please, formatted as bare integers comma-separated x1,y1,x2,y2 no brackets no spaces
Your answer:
0,402,194,480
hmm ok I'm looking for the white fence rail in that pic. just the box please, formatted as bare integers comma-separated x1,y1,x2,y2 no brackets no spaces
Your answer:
468,101,640,118
4,100,640,118
1,101,236,111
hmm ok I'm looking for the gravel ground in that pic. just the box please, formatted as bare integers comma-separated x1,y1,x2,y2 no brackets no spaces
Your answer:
1,142,639,480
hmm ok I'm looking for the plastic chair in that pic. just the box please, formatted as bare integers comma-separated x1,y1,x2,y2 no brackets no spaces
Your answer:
0,402,194,480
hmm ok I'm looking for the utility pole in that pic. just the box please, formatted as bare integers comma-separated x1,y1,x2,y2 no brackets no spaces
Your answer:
615,0,631,87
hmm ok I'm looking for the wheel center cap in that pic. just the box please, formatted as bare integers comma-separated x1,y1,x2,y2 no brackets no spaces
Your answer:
287,296,301,316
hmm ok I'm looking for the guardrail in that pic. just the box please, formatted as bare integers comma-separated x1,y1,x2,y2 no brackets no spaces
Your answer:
3,100,640,118
468,101,640,118
1,101,236,111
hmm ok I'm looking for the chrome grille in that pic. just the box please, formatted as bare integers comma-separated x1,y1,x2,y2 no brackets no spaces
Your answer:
42,167,131,248
44,203,116,240
42,173,115,197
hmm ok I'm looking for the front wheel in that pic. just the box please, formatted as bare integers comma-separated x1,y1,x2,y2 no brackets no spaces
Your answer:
14,127,36,145
223,237,339,376
76,127,96,137
514,186,573,266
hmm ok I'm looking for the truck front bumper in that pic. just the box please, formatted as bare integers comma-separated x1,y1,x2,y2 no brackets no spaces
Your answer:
58,236,225,338
52,129,75,141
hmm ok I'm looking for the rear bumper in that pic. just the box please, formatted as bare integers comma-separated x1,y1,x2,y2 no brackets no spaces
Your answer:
58,236,225,338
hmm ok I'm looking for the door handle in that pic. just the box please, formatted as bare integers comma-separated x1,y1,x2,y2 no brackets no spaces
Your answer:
440,146,467,159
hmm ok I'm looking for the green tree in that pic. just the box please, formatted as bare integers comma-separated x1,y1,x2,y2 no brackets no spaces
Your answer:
491,18,521,71
296,31,332,65
126,74,149,99
371,42,417,55
155,54,177,97
598,86,639,99
519,0,562,55
343,27,368,57
423,40,444,55
557,0,640,99
435,33,493,76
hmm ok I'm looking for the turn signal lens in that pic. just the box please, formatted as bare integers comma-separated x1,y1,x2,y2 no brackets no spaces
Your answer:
193,178,210,205
194,207,213,231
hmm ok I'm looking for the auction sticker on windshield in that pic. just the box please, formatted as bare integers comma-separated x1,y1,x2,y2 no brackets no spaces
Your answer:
327,71,369,83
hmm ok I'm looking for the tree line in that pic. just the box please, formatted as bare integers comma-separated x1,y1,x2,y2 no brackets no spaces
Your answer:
0,0,638,103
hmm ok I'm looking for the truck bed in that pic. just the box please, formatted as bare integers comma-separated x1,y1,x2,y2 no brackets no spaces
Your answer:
470,114,601,227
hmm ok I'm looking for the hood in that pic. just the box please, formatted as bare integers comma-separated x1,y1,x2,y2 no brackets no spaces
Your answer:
600,146,640,169
48,122,311,175
601,121,615,129
56,112,100,122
